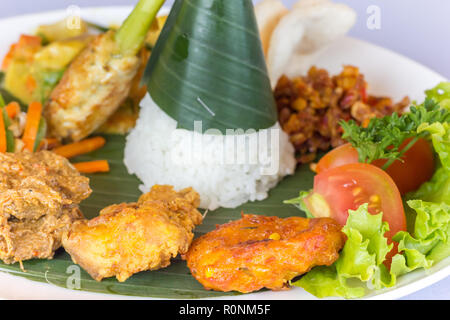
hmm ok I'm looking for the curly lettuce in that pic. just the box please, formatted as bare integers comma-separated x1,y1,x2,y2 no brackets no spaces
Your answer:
391,201,449,280
293,204,394,298
425,82,450,110
390,119,450,278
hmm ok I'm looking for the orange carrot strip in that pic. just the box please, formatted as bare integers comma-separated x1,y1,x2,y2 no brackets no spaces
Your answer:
53,136,106,159
5,102,20,119
0,111,6,153
73,160,110,174
22,101,42,152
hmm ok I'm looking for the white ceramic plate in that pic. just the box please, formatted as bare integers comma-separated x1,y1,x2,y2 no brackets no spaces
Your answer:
0,6,448,300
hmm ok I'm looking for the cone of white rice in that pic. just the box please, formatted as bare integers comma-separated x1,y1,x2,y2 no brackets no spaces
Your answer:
124,0,296,210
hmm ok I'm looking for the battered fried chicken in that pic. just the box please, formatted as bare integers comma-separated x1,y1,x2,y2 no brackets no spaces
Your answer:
44,31,141,142
0,151,91,264
183,214,346,293
62,185,203,282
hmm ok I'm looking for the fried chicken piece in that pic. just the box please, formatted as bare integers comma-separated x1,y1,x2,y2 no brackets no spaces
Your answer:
62,185,203,282
44,31,141,142
183,214,346,293
0,151,91,264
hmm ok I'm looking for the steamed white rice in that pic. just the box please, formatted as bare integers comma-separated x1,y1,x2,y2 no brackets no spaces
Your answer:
124,94,296,210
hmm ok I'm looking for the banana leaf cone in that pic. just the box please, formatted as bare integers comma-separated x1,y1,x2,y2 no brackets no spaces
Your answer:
143,0,278,133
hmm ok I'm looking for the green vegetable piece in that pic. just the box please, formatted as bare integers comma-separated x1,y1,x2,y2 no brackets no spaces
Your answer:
426,82,450,110
2,107,15,152
33,117,47,152
115,0,165,56
284,191,315,218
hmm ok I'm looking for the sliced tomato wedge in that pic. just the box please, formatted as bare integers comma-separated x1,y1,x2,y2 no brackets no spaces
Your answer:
316,139,435,195
315,143,359,174
304,163,407,264
373,138,435,195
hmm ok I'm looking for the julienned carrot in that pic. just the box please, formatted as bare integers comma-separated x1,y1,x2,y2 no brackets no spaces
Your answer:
22,101,42,152
73,160,110,174
0,110,6,153
5,102,20,119
53,136,106,159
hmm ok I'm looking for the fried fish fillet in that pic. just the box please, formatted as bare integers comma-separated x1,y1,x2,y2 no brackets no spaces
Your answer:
44,31,141,142
62,185,203,282
183,214,346,293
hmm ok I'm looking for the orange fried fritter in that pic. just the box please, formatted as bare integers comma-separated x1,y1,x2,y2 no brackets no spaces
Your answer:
184,214,346,293
62,185,203,282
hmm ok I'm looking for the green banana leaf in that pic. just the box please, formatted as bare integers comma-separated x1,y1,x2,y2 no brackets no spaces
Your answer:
144,0,277,134
0,134,313,299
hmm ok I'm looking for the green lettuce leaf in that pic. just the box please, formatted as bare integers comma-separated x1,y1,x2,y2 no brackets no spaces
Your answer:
418,121,450,171
284,191,315,218
425,82,450,110
408,120,449,204
391,200,450,281
409,167,450,205
293,265,365,299
293,204,394,298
